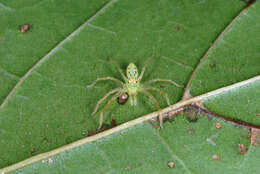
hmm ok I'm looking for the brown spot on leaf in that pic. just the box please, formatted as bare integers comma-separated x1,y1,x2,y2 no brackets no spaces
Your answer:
117,93,128,104
251,128,260,146
19,24,31,33
184,108,198,122
168,161,175,168
212,154,220,161
245,0,256,5
175,26,180,30
209,61,216,68
215,123,222,129
257,113,260,117
160,84,167,88
237,144,248,155
111,118,117,128
29,147,38,154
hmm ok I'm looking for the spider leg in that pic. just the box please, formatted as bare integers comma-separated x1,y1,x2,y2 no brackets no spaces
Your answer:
142,85,170,105
90,88,122,116
110,58,128,82
140,90,164,128
86,77,124,88
98,92,122,129
144,78,183,88
138,57,152,81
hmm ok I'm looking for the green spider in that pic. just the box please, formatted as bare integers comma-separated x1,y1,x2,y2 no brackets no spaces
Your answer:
86,58,183,129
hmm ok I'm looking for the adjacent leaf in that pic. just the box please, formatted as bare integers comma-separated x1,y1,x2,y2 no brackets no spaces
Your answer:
9,115,251,174
204,78,260,125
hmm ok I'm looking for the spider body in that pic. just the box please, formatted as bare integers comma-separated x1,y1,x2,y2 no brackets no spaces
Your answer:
86,58,183,129
125,63,139,99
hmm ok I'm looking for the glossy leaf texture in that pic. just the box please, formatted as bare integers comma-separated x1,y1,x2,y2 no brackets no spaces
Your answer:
0,0,260,173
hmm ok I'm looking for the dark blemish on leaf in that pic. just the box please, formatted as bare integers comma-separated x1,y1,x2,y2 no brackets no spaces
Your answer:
209,61,216,68
117,92,128,104
212,154,220,161
237,144,248,155
184,108,198,122
160,84,167,88
124,166,131,171
245,0,257,6
175,26,180,30
257,113,260,117
29,147,38,154
87,130,97,136
168,161,175,168
138,162,143,167
19,24,31,33
111,118,117,127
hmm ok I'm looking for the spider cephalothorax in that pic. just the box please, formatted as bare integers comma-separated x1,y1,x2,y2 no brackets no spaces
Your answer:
87,58,183,129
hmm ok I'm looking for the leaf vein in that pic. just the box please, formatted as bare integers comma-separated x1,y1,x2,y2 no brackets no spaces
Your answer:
0,0,119,110
152,129,194,174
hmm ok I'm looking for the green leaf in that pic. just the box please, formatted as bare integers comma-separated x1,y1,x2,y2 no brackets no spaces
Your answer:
1,0,260,173
8,118,252,174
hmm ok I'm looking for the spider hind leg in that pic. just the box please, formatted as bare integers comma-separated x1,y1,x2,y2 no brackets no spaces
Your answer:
140,90,164,128
98,92,122,129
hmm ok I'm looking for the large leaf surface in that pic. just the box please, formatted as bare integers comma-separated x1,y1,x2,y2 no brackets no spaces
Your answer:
0,0,260,173
10,118,252,174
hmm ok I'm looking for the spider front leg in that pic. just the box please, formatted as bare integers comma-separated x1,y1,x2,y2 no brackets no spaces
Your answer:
111,58,128,82
140,90,164,128
86,77,124,88
142,85,170,105
138,57,152,81
98,92,122,129
145,78,183,88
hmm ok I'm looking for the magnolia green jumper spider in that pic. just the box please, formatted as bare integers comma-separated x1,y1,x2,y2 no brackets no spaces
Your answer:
87,58,183,129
